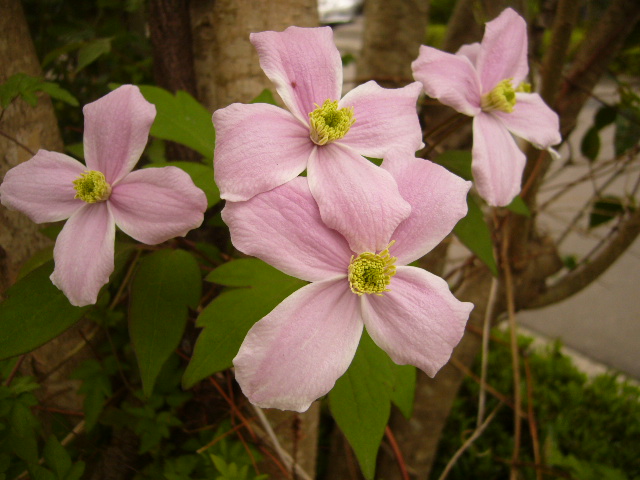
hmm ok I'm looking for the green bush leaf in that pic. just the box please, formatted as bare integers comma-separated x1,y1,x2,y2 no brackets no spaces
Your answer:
434,150,473,181
76,38,112,73
589,196,631,228
182,259,305,389
43,435,72,479
250,88,278,105
594,105,617,130
145,161,219,208
0,261,89,360
129,249,201,397
454,195,498,275
137,85,215,160
329,331,394,480
506,195,531,217
0,73,78,108
581,126,601,162
390,364,416,419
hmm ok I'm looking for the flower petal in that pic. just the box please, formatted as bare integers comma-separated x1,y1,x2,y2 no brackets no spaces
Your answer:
382,151,471,265
213,102,312,201
222,177,351,282
233,279,362,412
83,85,156,184
472,113,526,207
494,92,561,148
339,81,424,156
109,167,206,245
476,8,528,91
251,26,342,122
50,203,115,307
362,266,473,377
456,42,481,66
307,144,411,254
0,150,84,223
411,46,482,116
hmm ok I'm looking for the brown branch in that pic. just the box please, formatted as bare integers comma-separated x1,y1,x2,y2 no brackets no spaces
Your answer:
526,206,640,308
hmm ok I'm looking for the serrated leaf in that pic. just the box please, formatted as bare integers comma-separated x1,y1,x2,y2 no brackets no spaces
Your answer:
581,126,600,162
454,195,498,275
76,38,112,73
145,161,219,208
183,259,305,389
329,331,394,480
0,261,89,360
390,364,416,419
434,150,473,181
43,436,72,479
250,88,278,105
137,85,215,160
130,249,201,397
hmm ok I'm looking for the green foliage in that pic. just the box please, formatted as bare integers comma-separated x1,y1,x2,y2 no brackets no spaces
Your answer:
432,332,640,479
589,195,635,228
0,261,89,360
0,73,78,109
183,259,306,388
454,195,498,276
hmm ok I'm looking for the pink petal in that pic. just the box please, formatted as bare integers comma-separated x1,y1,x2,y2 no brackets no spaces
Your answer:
213,103,312,201
494,92,561,148
83,85,156,184
472,113,526,207
307,144,411,254
338,81,424,156
251,26,342,122
382,151,471,266
233,279,362,412
108,167,206,245
50,203,115,306
0,150,84,223
362,266,473,377
411,46,482,116
222,178,352,282
476,8,528,91
456,42,481,66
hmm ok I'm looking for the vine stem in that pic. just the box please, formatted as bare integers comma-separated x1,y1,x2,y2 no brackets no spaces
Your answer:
477,275,499,426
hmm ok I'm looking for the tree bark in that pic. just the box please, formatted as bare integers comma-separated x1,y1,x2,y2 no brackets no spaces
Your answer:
190,0,319,111
356,0,429,88
0,0,59,296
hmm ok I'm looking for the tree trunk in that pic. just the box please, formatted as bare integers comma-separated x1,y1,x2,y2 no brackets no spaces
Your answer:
356,0,429,88
190,0,319,111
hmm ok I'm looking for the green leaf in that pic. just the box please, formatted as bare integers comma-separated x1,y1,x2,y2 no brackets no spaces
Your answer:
506,195,531,217
581,126,600,161
589,196,630,228
0,261,89,360
0,73,78,109
27,465,56,480
71,358,116,431
390,364,416,419
434,150,473,181
76,38,112,73
129,249,201,397
37,82,79,107
43,435,72,479
145,161,219,208
183,259,305,389
250,88,278,105
614,106,640,156
137,85,215,160
329,331,394,480
594,105,617,130
453,195,498,275
65,462,85,480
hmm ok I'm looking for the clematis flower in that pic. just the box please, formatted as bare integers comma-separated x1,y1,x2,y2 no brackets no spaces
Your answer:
214,26,425,252
0,85,207,306
223,150,474,412
411,8,561,207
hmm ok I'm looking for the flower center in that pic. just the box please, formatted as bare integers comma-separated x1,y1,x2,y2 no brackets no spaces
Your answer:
309,99,355,145
348,242,397,296
481,79,530,113
73,170,112,203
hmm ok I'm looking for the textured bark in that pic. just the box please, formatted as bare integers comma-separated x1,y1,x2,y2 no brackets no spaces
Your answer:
356,0,429,88
0,0,59,296
148,0,201,161
190,0,319,111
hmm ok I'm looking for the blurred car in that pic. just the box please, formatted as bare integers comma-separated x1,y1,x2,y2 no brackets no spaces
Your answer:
318,0,364,24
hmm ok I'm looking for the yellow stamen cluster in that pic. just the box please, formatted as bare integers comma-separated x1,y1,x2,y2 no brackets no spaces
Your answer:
348,242,397,296
481,78,518,113
73,170,112,203
309,99,355,145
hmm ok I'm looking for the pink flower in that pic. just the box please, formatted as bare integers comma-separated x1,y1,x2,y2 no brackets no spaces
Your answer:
222,150,473,411
0,85,207,306
411,8,561,206
214,26,425,251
